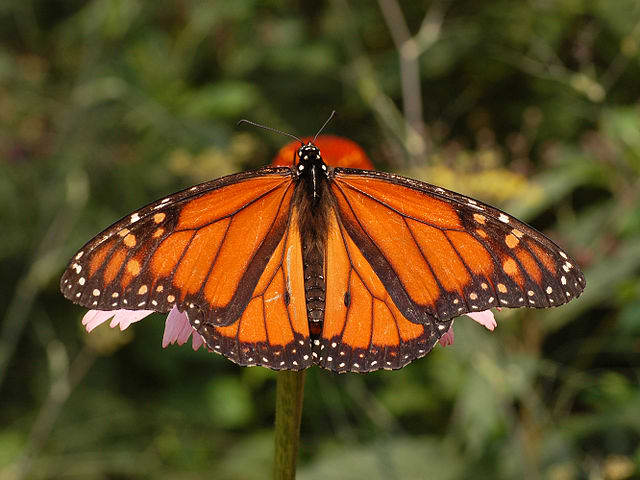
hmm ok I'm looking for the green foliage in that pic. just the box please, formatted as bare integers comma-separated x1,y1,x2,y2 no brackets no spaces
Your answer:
1,1,639,479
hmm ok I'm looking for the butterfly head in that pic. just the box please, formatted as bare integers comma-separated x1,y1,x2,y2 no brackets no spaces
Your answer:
296,142,329,202
296,142,328,176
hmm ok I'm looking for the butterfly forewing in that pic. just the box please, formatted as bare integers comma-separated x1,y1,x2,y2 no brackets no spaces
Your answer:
330,169,585,323
61,168,296,327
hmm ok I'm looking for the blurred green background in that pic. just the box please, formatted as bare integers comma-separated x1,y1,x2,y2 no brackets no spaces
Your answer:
1,1,640,479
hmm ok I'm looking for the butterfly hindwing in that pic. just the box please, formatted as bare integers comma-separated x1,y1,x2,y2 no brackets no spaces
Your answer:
61,168,296,327
330,169,586,323
197,206,313,370
318,208,446,372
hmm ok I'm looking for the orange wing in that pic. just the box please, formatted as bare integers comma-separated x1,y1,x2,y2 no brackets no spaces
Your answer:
198,207,312,369
329,169,586,326
316,208,442,372
61,168,296,330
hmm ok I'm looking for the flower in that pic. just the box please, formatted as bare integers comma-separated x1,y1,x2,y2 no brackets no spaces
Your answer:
438,310,498,347
82,307,497,351
82,306,204,351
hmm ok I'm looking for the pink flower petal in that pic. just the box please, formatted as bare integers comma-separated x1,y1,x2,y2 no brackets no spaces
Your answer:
439,325,455,347
192,333,204,351
82,310,118,332
162,306,202,350
466,310,497,331
110,310,155,330
162,306,184,347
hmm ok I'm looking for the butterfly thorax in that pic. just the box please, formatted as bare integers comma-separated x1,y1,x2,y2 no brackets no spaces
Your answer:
294,143,332,334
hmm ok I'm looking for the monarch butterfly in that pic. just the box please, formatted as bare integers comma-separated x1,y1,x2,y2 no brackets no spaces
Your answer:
61,132,585,372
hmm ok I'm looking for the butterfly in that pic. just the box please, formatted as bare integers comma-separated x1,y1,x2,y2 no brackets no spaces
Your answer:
61,133,585,373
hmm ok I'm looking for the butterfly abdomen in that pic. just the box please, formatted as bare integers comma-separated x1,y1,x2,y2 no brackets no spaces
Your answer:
293,145,334,333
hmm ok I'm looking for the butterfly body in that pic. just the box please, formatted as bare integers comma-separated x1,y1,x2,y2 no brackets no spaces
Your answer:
61,136,585,372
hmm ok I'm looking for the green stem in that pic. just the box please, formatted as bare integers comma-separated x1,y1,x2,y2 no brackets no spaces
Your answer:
273,370,306,480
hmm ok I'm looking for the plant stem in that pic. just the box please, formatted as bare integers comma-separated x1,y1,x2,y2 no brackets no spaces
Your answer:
273,370,306,480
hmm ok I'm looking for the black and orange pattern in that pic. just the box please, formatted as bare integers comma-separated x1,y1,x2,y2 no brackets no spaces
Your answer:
61,136,585,372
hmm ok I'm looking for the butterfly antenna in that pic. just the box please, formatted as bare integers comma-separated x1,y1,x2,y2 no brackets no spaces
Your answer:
313,110,336,143
237,119,303,145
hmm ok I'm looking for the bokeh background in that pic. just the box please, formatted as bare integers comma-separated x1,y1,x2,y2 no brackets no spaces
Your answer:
2,1,640,479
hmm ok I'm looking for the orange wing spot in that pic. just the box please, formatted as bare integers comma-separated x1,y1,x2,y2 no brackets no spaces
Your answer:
203,185,293,307
103,248,127,285
153,212,166,223
178,177,289,230
395,310,426,342
476,228,488,239
336,176,462,230
152,227,164,238
502,257,524,286
505,234,519,249
473,213,486,224
446,231,494,277
237,298,267,343
263,271,294,346
151,231,195,278
121,248,147,289
334,189,438,305
215,322,239,338
118,228,130,237
127,259,140,276
371,300,400,347
174,219,231,297
527,241,556,274
407,220,471,292
497,283,508,293
138,285,148,295
123,233,136,248
341,275,373,350
515,248,542,283
89,240,115,277
512,228,524,238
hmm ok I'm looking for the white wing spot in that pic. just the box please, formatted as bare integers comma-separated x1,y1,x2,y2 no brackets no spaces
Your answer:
92,289,100,296
499,214,509,223
559,251,568,259
561,276,567,285
78,277,85,285
75,251,84,260
130,213,140,223
546,286,553,294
